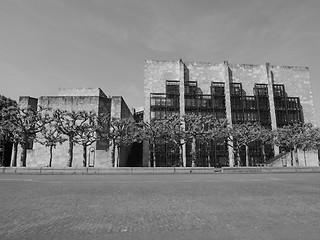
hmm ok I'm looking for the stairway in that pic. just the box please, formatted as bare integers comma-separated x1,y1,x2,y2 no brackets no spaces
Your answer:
266,151,292,167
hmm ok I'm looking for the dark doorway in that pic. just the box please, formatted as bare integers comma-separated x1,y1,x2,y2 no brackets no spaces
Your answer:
127,142,143,167
0,141,12,167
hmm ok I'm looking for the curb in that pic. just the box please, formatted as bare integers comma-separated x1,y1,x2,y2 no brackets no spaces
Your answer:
0,167,320,175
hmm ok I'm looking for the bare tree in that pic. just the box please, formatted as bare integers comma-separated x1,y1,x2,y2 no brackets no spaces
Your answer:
36,121,66,167
141,118,172,167
74,111,98,167
53,109,90,167
110,118,137,167
274,123,319,166
228,122,263,167
168,115,186,167
1,106,49,166
97,114,139,167
185,114,228,167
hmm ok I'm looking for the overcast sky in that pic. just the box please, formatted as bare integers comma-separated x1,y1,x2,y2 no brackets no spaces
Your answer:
1,0,320,123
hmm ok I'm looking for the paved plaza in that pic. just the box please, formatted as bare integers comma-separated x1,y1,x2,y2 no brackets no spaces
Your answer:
0,173,320,240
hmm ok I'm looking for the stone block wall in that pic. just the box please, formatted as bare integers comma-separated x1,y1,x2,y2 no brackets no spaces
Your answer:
18,96,38,110
228,64,268,95
270,65,316,125
26,95,110,168
111,96,133,119
144,60,180,123
39,96,100,112
58,88,107,97
184,61,225,94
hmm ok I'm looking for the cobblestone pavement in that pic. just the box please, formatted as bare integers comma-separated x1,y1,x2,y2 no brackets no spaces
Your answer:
0,173,319,240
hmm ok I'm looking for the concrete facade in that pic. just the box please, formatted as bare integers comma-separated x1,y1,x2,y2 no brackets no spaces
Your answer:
17,88,133,168
144,59,317,167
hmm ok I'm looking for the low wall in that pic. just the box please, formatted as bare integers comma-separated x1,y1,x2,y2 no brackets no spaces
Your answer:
221,166,320,173
0,167,220,175
1,167,320,175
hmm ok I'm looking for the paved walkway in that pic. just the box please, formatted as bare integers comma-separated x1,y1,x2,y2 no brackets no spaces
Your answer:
0,173,320,239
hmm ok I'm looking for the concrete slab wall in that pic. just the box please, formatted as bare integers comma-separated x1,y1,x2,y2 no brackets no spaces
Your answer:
228,63,268,95
270,65,316,125
16,89,133,168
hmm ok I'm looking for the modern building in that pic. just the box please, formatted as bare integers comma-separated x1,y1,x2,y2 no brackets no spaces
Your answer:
17,88,134,168
144,59,317,167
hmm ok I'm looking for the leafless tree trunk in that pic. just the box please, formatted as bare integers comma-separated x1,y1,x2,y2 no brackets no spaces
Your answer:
245,145,249,167
49,145,53,167
67,135,74,167
294,146,299,166
11,142,18,167
152,142,156,167
82,144,87,167
191,137,196,167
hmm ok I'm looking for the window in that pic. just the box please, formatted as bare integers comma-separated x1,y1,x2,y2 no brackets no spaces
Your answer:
230,83,242,96
273,84,285,97
243,96,257,110
185,98,196,107
231,97,243,110
198,95,212,108
288,112,300,123
287,97,299,110
215,111,226,119
212,82,225,96
213,98,225,109
150,94,166,107
275,110,287,126
259,111,271,124
232,112,243,123
185,81,197,95
166,81,179,95
166,110,179,118
151,110,166,119
254,84,268,96
274,98,286,110
257,97,269,110
244,112,258,122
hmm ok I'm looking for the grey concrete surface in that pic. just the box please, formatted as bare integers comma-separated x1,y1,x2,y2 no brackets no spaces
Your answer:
0,173,319,239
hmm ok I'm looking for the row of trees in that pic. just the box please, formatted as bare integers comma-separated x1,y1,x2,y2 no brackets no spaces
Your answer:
1,104,320,167
0,106,140,167
144,114,320,167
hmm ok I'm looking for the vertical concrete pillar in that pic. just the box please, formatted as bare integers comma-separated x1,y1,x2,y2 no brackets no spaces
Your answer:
143,61,151,167
179,59,187,167
266,63,279,155
223,61,234,167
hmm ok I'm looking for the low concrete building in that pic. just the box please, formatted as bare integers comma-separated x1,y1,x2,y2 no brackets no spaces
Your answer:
18,88,133,168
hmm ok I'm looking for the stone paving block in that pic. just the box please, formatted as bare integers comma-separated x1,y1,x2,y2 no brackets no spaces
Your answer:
110,167,132,174
40,168,65,175
153,167,174,174
1,173,320,240
2,167,18,174
63,168,78,174
26,167,41,174
14,167,39,174
174,168,194,174
87,167,100,174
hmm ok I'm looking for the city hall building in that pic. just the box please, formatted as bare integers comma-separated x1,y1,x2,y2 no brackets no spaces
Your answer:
143,59,317,167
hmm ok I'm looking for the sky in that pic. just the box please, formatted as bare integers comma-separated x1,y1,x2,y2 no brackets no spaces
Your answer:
1,0,320,123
